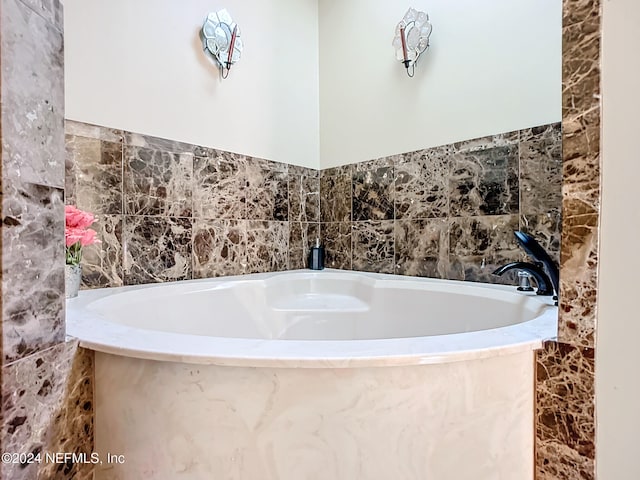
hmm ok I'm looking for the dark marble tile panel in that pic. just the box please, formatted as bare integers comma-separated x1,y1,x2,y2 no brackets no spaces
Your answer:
448,215,522,283
289,222,320,270
352,221,394,274
245,221,289,273
352,156,394,171
65,135,123,215
123,131,195,154
193,152,246,220
519,122,562,144
353,166,394,221
536,341,595,480
321,223,351,270
2,182,65,364
193,219,246,278
1,341,94,480
124,146,193,217
395,219,449,278
289,166,320,223
520,134,562,216
65,120,124,143
558,196,598,347
394,147,450,219
449,145,519,217
1,0,65,188
453,130,519,153
320,165,352,223
123,216,192,285
520,213,562,267
80,214,123,289
245,159,288,221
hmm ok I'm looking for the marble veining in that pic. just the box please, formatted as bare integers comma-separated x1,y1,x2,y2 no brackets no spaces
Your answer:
320,166,352,223
81,214,123,289
124,146,193,217
320,222,351,270
193,219,246,278
352,166,394,221
123,216,192,285
193,152,246,220
1,0,65,188
536,341,595,480
352,221,394,274
288,166,320,223
289,222,320,270
1,341,94,480
246,159,289,221
244,221,289,273
395,219,449,278
2,182,65,364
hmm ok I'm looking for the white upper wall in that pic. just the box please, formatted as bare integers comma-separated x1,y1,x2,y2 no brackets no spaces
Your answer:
64,0,320,168
319,0,562,168
597,0,640,477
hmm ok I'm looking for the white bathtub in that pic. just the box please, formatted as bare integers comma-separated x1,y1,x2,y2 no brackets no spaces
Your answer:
67,269,557,480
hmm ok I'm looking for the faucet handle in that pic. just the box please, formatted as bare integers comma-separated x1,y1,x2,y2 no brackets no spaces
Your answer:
516,271,534,292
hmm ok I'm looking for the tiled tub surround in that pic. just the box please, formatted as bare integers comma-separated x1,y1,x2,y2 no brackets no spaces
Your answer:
320,123,562,283
64,120,320,288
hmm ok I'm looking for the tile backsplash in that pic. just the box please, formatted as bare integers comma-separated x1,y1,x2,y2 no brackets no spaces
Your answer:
65,120,320,288
320,123,562,284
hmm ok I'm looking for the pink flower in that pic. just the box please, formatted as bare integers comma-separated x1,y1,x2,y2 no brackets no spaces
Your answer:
80,228,100,247
65,205,95,229
65,227,85,247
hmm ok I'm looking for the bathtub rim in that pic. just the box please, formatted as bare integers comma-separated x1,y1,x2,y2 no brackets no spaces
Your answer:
66,269,557,368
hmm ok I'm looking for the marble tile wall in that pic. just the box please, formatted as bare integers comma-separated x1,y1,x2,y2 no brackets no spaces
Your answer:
65,120,321,288
320,123,563,284
535,0,601,479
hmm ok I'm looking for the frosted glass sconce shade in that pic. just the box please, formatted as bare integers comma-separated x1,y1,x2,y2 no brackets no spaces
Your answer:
201,9,243,79
392,8,432,77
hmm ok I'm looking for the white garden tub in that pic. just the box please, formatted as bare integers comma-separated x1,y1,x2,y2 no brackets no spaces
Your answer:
67,269,557,480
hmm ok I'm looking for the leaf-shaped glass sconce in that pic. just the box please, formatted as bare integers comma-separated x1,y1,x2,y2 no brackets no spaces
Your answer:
392,8,432,77
201,9,243,79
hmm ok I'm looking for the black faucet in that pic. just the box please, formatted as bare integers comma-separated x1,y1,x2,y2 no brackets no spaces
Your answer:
492,231,559,304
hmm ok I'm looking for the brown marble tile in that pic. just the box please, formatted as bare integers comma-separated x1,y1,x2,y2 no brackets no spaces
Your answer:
453,130,519,153
289,222,320,270
320,165,352,223
449,145,519,217
520,132,562,216
321,222,352,270
80,214,123,289
394,147,450,219
536,341,595,480
245,221,289,273
123,131,195,154
193,152,246,220
192,219,246,278
124,146,193,217
352,221,394,274
1,0,65,188
1,341,94,480
352,166,394,221
449,215,522,284
395,219,449,278
123,216,192,285
519,122,562,144
352,156,394,171
521,213,562,267
2,182,65,364
245,159,288,221
558,197,598,347
289,166,320,223
65,135,123,215
65,120,124,144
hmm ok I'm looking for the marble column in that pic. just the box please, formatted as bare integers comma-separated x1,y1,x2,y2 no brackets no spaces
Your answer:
536,0,601,478
0,0,94,478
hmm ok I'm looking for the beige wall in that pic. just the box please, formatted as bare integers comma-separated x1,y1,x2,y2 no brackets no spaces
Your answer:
318,0,562,167
64,0,320,168
597,0,640,477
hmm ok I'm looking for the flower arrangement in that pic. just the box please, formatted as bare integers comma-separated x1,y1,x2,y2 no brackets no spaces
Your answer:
65,205,100,266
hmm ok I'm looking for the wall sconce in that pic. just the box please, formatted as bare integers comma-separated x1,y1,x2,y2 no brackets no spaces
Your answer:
201,9,243,79
392,8,432,77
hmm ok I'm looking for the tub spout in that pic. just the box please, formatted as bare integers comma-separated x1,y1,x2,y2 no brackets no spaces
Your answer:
492,262,555,296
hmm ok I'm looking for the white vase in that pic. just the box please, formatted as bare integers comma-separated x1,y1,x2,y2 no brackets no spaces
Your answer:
65,264,81,298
